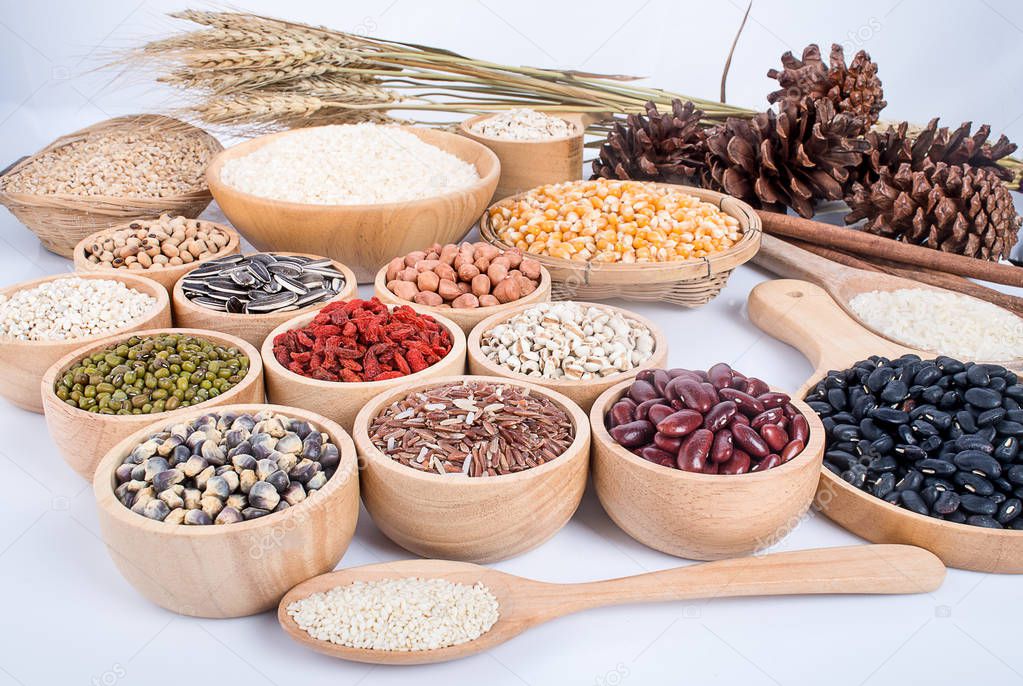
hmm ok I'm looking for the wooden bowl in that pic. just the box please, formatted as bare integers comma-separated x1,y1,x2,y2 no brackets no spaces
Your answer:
171,252,358,349
480,183,762,307
92,403,359,618
466,301,668,411
458,113,583,203
41,328,265,480
748,278,1023,573
590,378,826,560
352,375,591,563
372,262,553,335
72,220,241,294
206,126,500,283
0,272,171,413
261,306,467,433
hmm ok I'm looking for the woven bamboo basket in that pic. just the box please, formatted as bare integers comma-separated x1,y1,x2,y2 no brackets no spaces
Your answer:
0,115,222,258
479,183,762,307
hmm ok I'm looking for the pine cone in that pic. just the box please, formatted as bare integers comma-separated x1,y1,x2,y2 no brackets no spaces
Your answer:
703,98,869,218
845,161,1021,261
767,44,885,129
591,100,707,184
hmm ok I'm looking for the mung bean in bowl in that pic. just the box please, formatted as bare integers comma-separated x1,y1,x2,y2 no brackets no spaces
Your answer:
590,364,825,560
92,403,359,618
41,328,265,480
467,300,668,411
352,375,591,563
0,272,171,413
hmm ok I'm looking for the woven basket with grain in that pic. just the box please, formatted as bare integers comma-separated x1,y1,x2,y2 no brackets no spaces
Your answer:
0,115,222,258
480,184,762,307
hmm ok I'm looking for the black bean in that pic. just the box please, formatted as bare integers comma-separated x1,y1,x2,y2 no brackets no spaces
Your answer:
867,366,895,392
996,421,1023,437
936,357,965,374
994,437,1020,462
872,472,897,498
960,494,998,516
897,424,917,445
921,385,944,405
946,510,968,524
966,364,991,387
832,424,860,441
989,377,1008,393
911,419,939,438
1006,384,1023,401
894,444,928,460
869,455,898,473
1007,465,1023,486
921,485,941,507
896,470,924,492
956,410,979,433
870,436,895,456
916,458,957,476
993,476,1014,493
977,408,1007,426
825,450,858,470
915,366,943,386
900,490,929,516
919,436,943,453
831,412,857,425
827,388,847,410
852,395,877,420
991,492,1007,506
921,409,952,430
883,491,902,505
871,407,910,425
966,515,1003,529
881,380,910,403
965,387,1002,410
954,435,993,453
808,401,833,416
1006,409,1023,422
933,490,961,515
953,471,995,496
860,418,882,441
978,426,998,444
954,451,1002,478
823,461,842,476
842,466,868,489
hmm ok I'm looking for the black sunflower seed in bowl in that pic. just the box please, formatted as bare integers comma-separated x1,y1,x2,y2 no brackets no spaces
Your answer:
181,253,346,314
805,353,1023,530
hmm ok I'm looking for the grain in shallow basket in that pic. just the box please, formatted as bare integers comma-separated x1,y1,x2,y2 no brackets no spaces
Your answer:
0,272,171,413
590,378,826,560
41,328,264,480
92,403,359,618
0,115,221,257
352,375,590,563
480,183,761,307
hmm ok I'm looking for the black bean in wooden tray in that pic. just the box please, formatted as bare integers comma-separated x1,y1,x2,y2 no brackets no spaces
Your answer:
181,253,346,314
805,354,1023,530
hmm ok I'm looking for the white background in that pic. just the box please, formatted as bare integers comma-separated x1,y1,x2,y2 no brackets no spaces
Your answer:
1,1,1023,685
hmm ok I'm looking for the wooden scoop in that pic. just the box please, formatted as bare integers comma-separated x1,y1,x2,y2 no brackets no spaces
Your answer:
278,544,944,665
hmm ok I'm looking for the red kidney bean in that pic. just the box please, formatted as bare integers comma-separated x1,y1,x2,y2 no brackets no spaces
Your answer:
653,432,683,453
656,409,703,437
707,362,733,390
757,391,791,409
703,401,738,432
653,369,672,396
702,461,720,474
677,429,713,471
750,407,785,429
609,400,636,427
790,414,810,444
780,438,805,462
671,379,703,410
640,446,676,464
667,368,701,381
635,398,667,420
783,402,801,418
730,413,750,427
718,388,765,417
744,377,770,397
751,454,782,472
670,399,685,411
711,429,734,463
719,450,751,474
636,369,656,382
628,380,658,403
732,423,770,458
760,423,789,452
609,420,655,448
646,404,675,425
698,383,720,410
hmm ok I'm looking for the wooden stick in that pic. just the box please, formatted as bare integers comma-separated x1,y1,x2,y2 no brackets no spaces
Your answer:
757,210,1023,289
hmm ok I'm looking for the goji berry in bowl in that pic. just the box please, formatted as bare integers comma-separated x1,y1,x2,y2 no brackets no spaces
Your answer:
589,364,825,561
261,298,467,432
352,375,591,563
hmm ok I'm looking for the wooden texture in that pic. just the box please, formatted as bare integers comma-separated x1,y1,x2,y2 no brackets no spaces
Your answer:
278,544,944,664
0,115,220,257
757,210,1023,289
93,403,359,618
372,262,553,335
206,126,500,283
748,278,1023,573
352,375,590,563
753,234,1023,366
466,301,669,411
480,184,761,307
41,328,265,480
172,253,358,349
261,307,467,433
457,114,583,203
590,378,826,560
0,272,171,413
72,221,241,294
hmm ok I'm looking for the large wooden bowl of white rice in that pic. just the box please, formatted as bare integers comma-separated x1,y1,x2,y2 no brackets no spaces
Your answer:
207,124,500,283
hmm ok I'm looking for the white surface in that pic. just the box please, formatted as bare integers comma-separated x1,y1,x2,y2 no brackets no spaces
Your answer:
2,2,1023,685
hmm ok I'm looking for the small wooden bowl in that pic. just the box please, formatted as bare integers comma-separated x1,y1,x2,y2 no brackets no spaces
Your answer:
72,220,241,293
590,379,826,560
458,113,583,203
467,301,668,411
171,252,357,350
0,272,171,413
352,375,590,563
372,262,553,335
41,328,265,480
92,403,359,618
206,126,500,283
261,306,467,433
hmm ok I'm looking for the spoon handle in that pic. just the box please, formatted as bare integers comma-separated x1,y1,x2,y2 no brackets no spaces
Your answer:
754,233,856,288
544,545,944,615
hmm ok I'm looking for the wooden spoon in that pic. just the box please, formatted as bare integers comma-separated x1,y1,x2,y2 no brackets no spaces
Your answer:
278,544,944,665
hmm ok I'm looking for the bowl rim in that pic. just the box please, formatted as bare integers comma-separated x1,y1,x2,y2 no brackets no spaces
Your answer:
589,377,826,482
0,271,170,348
352,373,591,486
457,113,584,145
172,251,358,323
92,402,358,536
206,125,501,212
72,219,241,278
467,300,669,390
41,327,264,421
